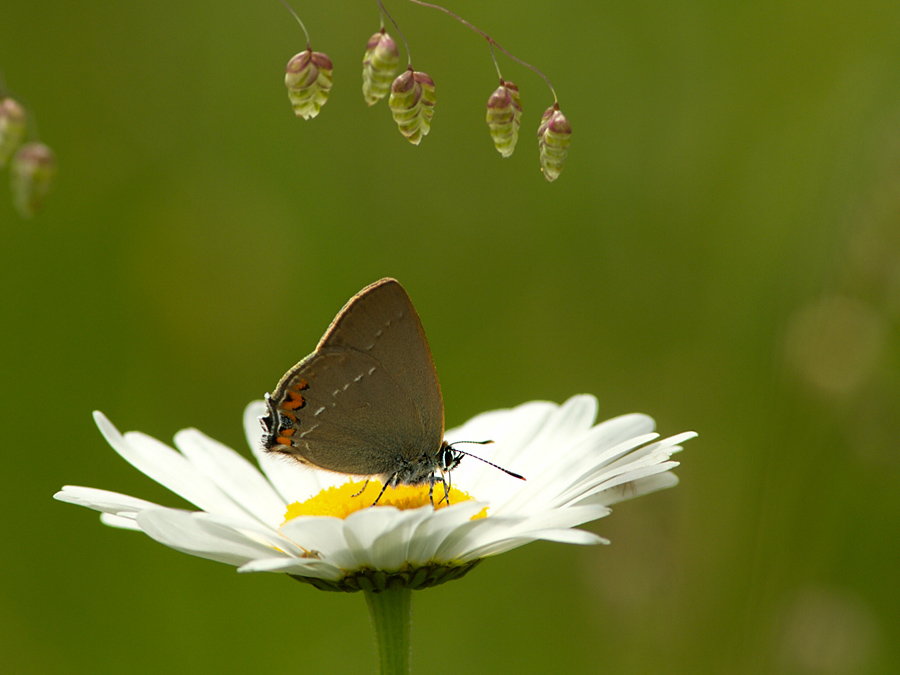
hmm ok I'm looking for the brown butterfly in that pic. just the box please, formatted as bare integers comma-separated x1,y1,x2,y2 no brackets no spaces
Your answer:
259,278,523,504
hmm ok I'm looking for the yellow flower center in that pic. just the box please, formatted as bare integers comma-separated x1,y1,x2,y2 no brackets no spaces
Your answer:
283,480,486,522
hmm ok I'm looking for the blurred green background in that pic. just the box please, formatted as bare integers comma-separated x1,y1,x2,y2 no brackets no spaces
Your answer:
3,0,899,673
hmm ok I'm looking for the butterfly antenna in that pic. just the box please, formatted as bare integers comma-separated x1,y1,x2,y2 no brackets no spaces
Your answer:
448,440,526,480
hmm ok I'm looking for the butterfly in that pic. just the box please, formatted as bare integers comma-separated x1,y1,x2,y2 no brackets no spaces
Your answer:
259,278,522,504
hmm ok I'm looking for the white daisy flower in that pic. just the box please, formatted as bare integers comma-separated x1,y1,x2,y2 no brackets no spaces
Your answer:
55,395,694,592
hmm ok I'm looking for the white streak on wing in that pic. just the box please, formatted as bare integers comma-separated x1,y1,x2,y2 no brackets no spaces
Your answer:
299,423,319,438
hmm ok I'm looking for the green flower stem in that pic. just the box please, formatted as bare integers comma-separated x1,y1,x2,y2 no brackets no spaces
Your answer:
364,586,412,675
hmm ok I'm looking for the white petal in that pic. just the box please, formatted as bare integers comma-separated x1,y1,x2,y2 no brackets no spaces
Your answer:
491,427,661,515
458,527,607,561
569,460,681,507
341,507,450,570
582,471,680,506
550,449,675,509
94,412,250,521
438,505,609,561
56,486,152,530
546,432,662,503
349,507,434,571
524,528,607,545
602,431,694,472
430,515,523,562
531,413,660,493
100,513,142,530
279,516,358,569
467,401,653,513
136,508,285,567
405,502,489,565
446,401,564,501
552,431,693,509
514,505,613,532
448,400,565,476
501,396,598,465
237,556,343,579
195,511,314,559
173,428,287,527
54,485,161,515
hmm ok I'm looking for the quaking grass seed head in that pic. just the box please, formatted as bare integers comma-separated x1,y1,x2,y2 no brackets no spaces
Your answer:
0,97,27,169
537,104,571,182
285,48,334,120
389,68,436,145
486,81,523,158
11,142,57,218
362,30,400,106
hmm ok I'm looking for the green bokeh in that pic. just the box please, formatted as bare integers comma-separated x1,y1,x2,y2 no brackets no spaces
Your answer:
3,1,899,673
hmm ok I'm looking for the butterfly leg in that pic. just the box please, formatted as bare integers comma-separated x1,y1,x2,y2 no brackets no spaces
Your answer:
351,479,370,498
444,471,452,505
434,473,451,506
370,476,395,506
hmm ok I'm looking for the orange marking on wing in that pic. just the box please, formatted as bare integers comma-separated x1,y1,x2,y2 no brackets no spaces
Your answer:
282,390,305,410
280,427,295,436
284,411,297,421
292,379,309,391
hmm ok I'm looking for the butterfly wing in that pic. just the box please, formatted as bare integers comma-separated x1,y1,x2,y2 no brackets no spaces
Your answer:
262,278,445,478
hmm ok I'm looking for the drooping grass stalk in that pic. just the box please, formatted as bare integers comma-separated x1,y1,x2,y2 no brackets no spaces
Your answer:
280,0,311,48
404,0,558,103
378,0,413,67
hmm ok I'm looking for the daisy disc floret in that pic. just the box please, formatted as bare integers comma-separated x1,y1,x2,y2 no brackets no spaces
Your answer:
55,395,693,592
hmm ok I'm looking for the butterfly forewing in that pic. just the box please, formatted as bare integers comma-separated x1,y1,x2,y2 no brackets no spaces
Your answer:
320,279,444,437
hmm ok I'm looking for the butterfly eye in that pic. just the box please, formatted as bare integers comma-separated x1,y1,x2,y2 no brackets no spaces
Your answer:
439,445,463,472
